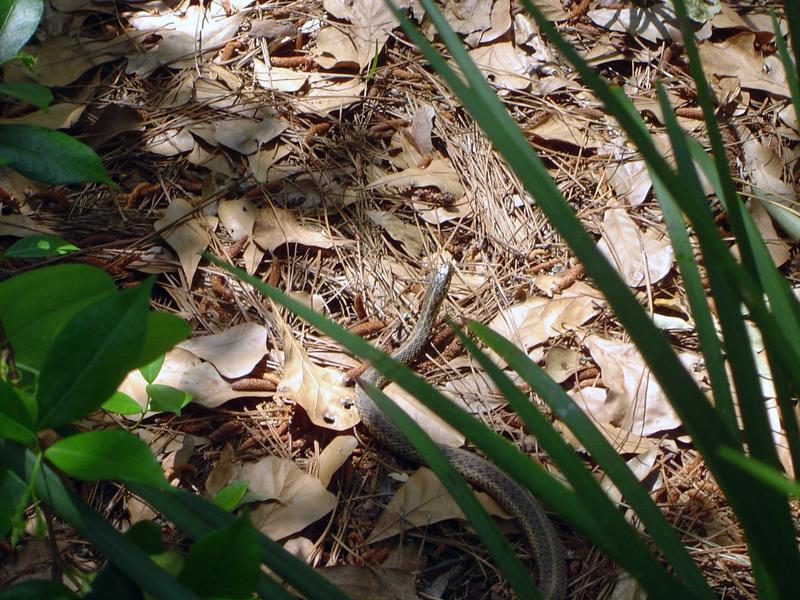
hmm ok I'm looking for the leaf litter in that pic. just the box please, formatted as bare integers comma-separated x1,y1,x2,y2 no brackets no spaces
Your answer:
4,0,798,597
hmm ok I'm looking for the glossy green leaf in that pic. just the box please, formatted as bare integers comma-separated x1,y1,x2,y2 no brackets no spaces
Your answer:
0,467,26,540
2,234,77,258
0,580,77,600
135,312,190,369
212,481,248,512
0,81,51,109
0,264,115,371
147,384,191,415
139,354,166,384
0,124,112,185
45,429,167,487
36,280,152,428
102,392,144,416
128,481,351,600
0,0,42,64
718,447,800,497
178,514,259,599
0,441,199,600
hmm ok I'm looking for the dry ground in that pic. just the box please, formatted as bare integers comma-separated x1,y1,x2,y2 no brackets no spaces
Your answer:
1,0,798,598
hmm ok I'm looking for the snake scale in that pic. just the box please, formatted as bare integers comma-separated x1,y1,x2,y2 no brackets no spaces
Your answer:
355,262,567,600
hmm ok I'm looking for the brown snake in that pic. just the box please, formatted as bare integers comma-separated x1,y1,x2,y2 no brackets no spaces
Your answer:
355,262,567,600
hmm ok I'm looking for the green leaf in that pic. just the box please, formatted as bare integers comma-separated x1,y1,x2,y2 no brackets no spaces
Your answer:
718,446,800,497
2,234,77,258
44,429,167,487
178,514,260,599
0,124,112,185
101,392,143,416
0,467,26,540
36,280,152,428
125,520,164,555
0,264,115,371
0,580,77,600
135,312,190,369
86,521,164,600
0,0,42,64
0,81,51,109
128,481,350,600
0,411,36,445
213,481,248,512
147,384,191,415
0,442,199,600
139,354,165,384
0,378,35,429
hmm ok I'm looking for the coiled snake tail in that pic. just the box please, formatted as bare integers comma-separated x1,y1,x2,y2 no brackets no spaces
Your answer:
355,261,567,599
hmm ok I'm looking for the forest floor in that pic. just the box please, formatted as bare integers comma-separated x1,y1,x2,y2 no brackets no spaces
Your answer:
1,0,797,598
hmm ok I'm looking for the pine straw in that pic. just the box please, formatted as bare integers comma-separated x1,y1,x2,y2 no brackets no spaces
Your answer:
5,0,799,598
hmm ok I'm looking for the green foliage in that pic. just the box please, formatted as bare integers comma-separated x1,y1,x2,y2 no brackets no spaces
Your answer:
2,234,77,258
0,124,113,185
0,262,353,599
213,481,249,512
0,0,111,187
44,429,168,487
0,0,42,65
177,514,260,599
0,81,51,109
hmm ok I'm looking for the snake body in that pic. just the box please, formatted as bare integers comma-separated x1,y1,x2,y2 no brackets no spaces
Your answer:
355,262,567,600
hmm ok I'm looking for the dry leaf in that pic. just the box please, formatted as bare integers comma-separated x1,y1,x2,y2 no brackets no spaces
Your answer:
369,467,508,543
277,324,359,431
283,537,316,563
311,26,360,69
218,198,257,242
739,200,790,267
118,348,272,410
154,198,213,283
367,210,424,257
5,34,134,86
468,42,532,91
253,207,351,252
741,138,800,240
248,144,292,183
585,336,698,435
254,58,310,92
440,370,507,413
596,208,674,287
205,443,236,497
126,7,247,76
0,103,85,129
588,3,681,43
444,0,492,42
0,214,56,237
544,347,582,384
367,158,465,198
294,76,366,115
317,435,358,487
237,456,336,540
214,118,288,154
600,447,659,506
606,157,651,207
177,322,267,379
481,0,511,43
383,383,464,447
127,495,157,525
316,565,417,600
322,0,410,69
527,112,598,148
408,104,435,155
145,128,195,156
487,282,603,352
699,32,790,98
